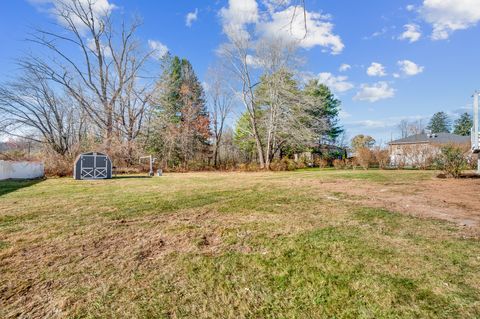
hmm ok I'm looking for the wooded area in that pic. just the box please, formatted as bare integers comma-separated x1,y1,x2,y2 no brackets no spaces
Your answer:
0,0,345,175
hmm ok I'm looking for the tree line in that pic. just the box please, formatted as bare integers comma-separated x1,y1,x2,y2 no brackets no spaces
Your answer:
0,0,342,173
397,111,473,139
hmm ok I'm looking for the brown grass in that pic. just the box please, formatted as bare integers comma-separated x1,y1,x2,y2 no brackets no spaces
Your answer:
1,169,479,318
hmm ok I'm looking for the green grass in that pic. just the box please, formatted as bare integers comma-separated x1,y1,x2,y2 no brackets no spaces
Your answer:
0,169,479,318
294,167,435,183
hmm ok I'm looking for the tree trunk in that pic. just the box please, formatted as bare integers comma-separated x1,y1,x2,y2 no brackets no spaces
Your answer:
250,117,265,169
213,142,220,168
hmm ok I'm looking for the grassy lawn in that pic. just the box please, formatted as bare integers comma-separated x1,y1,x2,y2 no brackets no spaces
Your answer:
1,169,479,318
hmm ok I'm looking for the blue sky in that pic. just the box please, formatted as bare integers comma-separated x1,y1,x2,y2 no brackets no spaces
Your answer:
1,0,480,145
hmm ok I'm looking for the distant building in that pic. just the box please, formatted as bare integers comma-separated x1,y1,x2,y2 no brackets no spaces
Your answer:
388,132,469,167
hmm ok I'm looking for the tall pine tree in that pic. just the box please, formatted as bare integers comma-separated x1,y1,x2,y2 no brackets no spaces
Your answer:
303,81,344,144
453,112,473,136
427,112,451,133
150,55,210,168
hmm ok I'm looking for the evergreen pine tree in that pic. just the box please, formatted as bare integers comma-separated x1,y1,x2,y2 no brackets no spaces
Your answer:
453,112,473,136
150,55,211,167
303,80,344,143
427,112,451,133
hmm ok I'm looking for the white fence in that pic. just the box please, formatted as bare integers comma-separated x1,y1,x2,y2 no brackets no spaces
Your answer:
0,160,44,180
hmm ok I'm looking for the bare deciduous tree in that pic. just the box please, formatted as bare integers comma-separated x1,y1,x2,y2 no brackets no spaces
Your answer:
206,65,234,167
397,120,409,139
397,119,425,139
116,76,152,164
0,68,83,156
218,28,267,168
25,0,152,151
255,38,311,167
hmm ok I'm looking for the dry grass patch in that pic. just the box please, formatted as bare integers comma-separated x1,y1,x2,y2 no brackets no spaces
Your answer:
1,170,479,318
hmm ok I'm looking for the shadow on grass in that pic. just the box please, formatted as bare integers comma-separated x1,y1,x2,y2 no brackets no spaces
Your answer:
0,179,43,197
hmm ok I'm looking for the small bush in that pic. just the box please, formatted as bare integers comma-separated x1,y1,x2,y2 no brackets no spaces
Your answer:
270,157,297,171
344,159,354,169
372,148,390,169
42,152,73,177
466,154,478,170
314,158,328,168
434,144,467,178
0,149,31,161
396,157,406,170
332,159,346,169
237,162,261,171
356,148,373,170
296,161,306,169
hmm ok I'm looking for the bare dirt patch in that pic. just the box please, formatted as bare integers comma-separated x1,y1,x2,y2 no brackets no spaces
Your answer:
312,177,480,231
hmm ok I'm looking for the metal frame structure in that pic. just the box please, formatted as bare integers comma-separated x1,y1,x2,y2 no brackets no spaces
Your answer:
139,155,157,176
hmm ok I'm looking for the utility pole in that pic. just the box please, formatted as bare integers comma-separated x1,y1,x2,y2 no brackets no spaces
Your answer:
473,91,480,174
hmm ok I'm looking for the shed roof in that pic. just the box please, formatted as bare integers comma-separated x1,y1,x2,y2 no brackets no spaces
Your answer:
389,133,469,145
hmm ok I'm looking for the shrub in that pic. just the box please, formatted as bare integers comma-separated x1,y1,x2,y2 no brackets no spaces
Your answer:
270,157,297,171
396,157,406,170
0,149,30,161
434,144,467,178
42,152,73,177
298,155,311,168
467,155,478,170
332,159,346,169
372,148,390,169
344,159,354,169
314,158,328,168
237,163,248,171
356,148,373,170
296,161,306,169
237,162,260,171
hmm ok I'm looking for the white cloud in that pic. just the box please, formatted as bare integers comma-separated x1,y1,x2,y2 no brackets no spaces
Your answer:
366,62,387,77
352,119,390,129
186,8,198,27
420,0,480,40
219,1,344,54
29,0,116,33
256,6,344,54
148,40,169,59
219,0,259,40
246,54,262,68
86,37,112,57
220,0,259,30
363,27,390,40
406,4,416,11
398,60,424,76
339,63,351,72
354,82,395,102
399,24,421,42
262,0,292,13
317,72,354,93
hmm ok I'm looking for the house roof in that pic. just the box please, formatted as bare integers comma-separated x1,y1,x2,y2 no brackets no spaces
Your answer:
389,133,470,145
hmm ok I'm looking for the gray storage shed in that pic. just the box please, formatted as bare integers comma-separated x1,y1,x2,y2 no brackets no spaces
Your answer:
74,152,112,180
